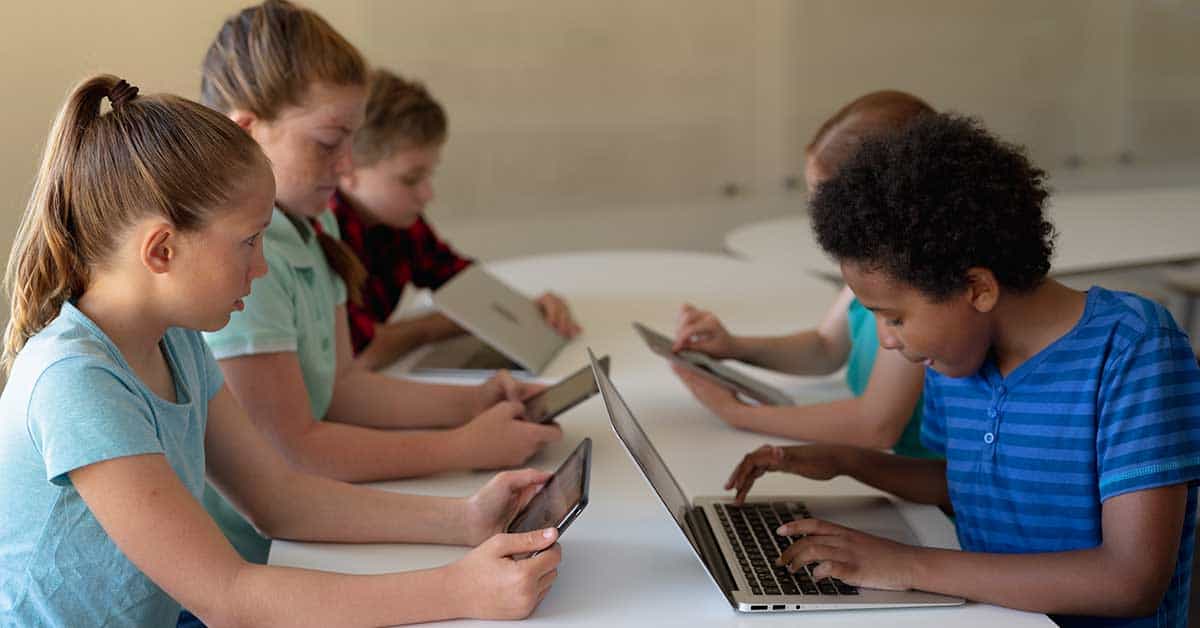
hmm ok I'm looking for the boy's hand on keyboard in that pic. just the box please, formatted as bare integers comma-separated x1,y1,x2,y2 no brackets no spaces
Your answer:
775,517,917,592
725,444,854,505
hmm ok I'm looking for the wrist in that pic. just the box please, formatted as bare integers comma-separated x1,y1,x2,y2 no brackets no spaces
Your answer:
726,335,747,361
412,314,441,345
726,402,760,429
830,445,861,478
900,544,931,591
453,497,479,545
444,426,474,472
435,562,476,620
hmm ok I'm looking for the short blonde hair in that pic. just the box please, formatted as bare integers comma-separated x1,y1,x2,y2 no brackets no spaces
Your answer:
352,68,448,167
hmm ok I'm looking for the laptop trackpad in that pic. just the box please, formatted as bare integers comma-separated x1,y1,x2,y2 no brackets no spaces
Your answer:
805,496,920,545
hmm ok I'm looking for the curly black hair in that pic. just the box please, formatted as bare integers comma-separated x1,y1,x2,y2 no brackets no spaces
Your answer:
810,113,1055,301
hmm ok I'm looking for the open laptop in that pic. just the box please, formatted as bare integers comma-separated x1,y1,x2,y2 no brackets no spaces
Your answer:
586,349,963,612
413,266,567,375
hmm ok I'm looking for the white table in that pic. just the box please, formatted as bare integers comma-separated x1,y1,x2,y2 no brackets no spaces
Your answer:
724,185,1200,278
269,251,1052,627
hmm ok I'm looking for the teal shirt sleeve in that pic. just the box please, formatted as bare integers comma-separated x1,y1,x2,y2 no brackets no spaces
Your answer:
844,298,876,397
27,358,163,486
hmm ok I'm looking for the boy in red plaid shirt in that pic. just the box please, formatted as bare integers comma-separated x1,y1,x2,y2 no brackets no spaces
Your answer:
334,69,580,370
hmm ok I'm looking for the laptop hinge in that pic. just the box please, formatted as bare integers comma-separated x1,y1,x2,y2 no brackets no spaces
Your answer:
686,506,738,603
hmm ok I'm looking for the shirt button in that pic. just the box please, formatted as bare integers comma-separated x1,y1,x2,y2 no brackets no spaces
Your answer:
987,407,998,418
984,432,995,444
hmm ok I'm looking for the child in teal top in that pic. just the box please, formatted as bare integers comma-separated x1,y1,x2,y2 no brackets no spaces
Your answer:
0,306,219,626
673,91,937,456
0,73,561,627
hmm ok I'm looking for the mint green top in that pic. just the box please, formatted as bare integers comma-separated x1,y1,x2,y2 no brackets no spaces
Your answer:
201,207,347,563
845,298,939,459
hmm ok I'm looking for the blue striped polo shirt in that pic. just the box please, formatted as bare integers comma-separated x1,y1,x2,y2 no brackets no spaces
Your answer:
922,287,1200,628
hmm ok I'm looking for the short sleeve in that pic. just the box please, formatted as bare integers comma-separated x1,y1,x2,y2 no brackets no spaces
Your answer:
920,370,948,457
202,255,299,360
1097,326,1200,501
27,359,163,486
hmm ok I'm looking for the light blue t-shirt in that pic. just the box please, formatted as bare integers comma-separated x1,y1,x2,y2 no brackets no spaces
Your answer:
201,207,347,564
0,302,223,627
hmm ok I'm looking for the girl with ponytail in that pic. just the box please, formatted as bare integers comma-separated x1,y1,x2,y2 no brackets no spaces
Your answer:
0,75,561,627
198,0,561,568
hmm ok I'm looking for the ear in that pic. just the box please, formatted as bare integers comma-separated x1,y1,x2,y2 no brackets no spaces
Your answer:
227,108,260,135
964,267,999,313
140,222,176,275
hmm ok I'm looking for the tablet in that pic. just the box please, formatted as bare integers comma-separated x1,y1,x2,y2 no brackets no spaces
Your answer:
507,438,591,553
521,356,611,424
631,322,793,407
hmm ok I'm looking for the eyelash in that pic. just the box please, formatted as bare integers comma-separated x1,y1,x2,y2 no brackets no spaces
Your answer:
245,234,260,247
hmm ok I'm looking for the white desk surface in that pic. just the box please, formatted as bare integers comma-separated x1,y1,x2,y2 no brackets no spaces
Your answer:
724,185,1200,278
269,251,1052,627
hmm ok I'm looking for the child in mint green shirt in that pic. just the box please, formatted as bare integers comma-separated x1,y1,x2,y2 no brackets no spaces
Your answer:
198,0,562,568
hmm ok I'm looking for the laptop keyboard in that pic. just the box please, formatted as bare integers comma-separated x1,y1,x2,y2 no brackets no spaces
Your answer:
715,502,858,597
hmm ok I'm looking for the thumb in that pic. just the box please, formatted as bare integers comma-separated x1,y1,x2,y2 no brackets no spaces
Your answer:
489,528,558,557
492,467,553,492
494,370,523,402
489,400,524,418
529,421,564,443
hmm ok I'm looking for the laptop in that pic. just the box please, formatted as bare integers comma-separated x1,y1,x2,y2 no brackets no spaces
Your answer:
586,349,963,612
413,266,568,375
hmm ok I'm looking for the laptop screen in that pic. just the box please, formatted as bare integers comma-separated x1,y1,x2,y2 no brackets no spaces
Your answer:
588,349,692,530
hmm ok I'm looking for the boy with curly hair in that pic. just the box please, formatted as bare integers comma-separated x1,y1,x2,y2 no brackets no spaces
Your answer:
725,113,1200,627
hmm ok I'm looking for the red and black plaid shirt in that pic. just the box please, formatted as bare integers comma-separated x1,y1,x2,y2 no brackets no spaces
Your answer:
330,190,473,353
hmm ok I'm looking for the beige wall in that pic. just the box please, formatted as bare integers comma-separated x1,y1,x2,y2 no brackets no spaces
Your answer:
1,1,1198,268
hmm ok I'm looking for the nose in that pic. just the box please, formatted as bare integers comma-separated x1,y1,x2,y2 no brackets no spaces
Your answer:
332,141,355,178
418,178,435,204
875,318,903,351
250,242,269,280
